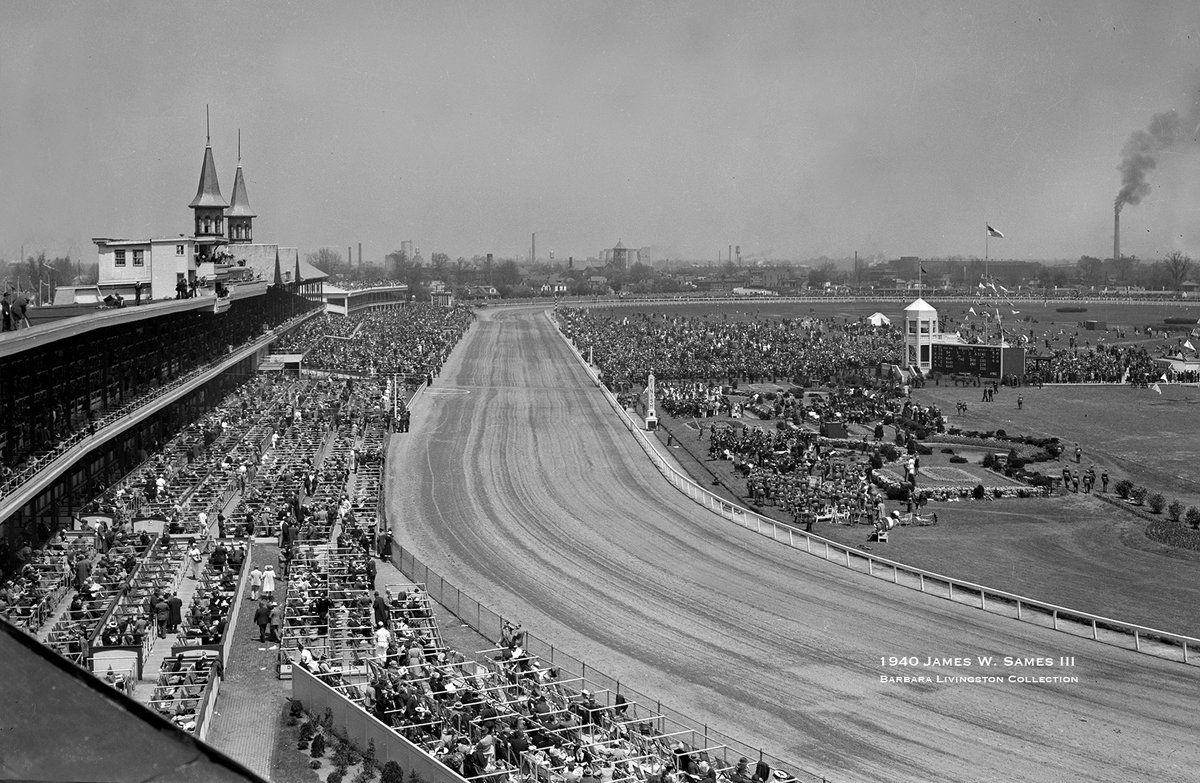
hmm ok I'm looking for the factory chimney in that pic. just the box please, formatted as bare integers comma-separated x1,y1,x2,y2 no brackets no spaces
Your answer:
1113,205,1120,263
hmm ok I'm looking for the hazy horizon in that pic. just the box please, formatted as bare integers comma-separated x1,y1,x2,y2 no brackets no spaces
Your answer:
3,1,1199,266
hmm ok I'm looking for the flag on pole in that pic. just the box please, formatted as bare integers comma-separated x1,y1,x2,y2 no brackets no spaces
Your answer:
1160,373,1169,382
988,282,997,292
920,266,928,275
969,307,977,315
1152,383,1162,395
999,285,1009,293
987,224,1004,238
1186,340,1196,351
1011,309,1020,315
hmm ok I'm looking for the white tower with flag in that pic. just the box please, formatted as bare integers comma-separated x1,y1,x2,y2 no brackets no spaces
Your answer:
903,298,939,373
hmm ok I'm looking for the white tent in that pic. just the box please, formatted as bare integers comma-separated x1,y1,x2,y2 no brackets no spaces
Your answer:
865,312,891,327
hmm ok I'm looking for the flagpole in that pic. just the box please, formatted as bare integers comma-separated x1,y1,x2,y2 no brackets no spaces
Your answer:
985,222,989,280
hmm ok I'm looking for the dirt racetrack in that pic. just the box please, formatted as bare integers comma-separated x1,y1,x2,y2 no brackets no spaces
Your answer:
384,305,1199,783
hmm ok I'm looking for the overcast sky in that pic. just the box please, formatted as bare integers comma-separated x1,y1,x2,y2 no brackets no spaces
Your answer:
2,1,1199,265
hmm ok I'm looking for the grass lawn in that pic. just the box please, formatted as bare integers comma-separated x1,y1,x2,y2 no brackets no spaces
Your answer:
271,701,321,783
914,382,1200,507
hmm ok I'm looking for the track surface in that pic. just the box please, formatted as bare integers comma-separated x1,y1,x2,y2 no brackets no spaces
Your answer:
385,306,1199,783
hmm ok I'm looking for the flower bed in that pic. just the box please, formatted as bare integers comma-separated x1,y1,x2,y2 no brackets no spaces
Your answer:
871,470,1050,501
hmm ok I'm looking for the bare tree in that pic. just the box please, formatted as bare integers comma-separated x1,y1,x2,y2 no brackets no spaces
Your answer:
306,248,345,275
1164,251,1192,289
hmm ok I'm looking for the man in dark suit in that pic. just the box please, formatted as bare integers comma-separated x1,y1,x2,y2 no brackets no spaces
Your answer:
372,590,389,629
166,592,183,634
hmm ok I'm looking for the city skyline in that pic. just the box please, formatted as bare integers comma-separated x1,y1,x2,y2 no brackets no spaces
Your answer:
2,1,1200,266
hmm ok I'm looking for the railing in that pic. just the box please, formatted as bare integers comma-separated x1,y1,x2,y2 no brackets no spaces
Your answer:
387,543,828,783
547,311,1200,668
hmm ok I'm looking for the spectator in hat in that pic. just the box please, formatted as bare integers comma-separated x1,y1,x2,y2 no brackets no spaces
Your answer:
154,595,170,638
261,565,276,599
253,599,271,642
268,601,282,643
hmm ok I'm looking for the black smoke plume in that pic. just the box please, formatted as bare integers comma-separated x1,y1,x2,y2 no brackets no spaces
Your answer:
1115,94,1200,213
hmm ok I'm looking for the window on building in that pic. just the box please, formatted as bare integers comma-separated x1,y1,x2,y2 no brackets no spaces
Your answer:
132,250,144,267
176,244,184,255
114,249,126,267
215,218,223,234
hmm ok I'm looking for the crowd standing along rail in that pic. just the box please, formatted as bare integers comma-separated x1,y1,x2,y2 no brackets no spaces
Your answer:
548,311,1200,668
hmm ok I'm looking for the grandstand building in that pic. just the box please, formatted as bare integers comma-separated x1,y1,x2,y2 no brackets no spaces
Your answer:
0,129,342,549
320,282,410,315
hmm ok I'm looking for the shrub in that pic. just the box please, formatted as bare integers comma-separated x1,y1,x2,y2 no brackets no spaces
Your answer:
941,448,956,454
289,700,305,718
995,429,1006,438
332,743,353,772
1114,479,1134,499
381,762,405,783
328,772,345,783
1129,486,1148,505
1149,493,1166,514
949,456,968,464
408,771,427,783
311,761,322,770
1187,507,1200,530
982,453,997,469
1168,500,1184,522
973,484,986,500
363,739,378,772
298,722,316,742
993,488,1004,498
311,732,326,759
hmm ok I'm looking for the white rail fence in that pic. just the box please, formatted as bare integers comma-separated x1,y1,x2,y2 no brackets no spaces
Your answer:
548,311,1199,668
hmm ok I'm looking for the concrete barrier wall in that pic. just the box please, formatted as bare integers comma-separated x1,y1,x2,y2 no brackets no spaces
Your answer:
291,664,466,783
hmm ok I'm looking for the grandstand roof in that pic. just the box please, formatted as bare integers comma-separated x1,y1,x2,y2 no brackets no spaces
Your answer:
188,144,228,209
0,620,265,782
231,244,327,283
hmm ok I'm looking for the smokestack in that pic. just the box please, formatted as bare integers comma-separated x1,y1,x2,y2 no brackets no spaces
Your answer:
1113,206,1120,263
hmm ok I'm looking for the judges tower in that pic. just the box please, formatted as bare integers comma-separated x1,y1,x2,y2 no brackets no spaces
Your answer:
903,298,939,373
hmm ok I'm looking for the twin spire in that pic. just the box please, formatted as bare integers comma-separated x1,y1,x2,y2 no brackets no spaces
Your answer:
189,110,254,242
